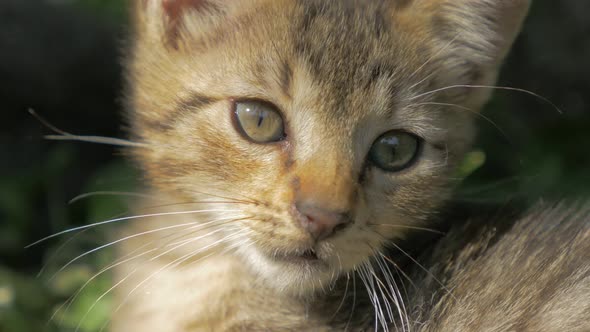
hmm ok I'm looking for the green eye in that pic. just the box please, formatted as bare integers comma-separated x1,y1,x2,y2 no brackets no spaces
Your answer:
234,101,285,143
369,131,421,172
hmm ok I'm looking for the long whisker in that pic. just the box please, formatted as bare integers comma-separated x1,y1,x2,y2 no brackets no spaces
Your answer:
81,234,252,332
363,263,386,332
70,186,262,207
386,241,456,302
455,175,524,196
55,247,158,324
410,101,510,141
161,229,245,269
372,258,398,326
367,223,445,235
49,217,247,281
36,229,89,278
113,232,244,314
344,271,357,332
375,254,409,332
75,267,139,332
190,188,262,205
157,216,251,250
358,264,378,331
150,227,227,261
407,34,460,85
366,243,404,332
46,221,205,281
68,191,158,204
409,85,563,114
26,208,243,247
39,203,249,278
369,265,395,329
50,219,214,326
69,192,248,209
366,228,455,303
44,134,150,148
29,109,150,149
61,218,245,327
330,270,350,321
378,252,418,292
97,232,250,331
407,34,461,90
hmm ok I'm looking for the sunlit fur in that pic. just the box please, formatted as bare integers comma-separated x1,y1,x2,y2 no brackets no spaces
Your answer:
111,0,531,330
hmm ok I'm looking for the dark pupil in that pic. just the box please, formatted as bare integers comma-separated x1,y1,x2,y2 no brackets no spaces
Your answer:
382,136,399,163
370,132,419,172
257,111,264,127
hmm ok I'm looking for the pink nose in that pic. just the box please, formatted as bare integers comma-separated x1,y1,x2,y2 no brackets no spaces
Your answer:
294,203,351,240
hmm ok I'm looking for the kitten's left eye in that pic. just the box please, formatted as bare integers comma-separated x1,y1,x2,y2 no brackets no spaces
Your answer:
369,131,421,172
234,100,285,143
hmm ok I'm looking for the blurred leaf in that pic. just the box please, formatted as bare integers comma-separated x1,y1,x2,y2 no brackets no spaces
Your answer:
455,150,486,179
0,267,58,332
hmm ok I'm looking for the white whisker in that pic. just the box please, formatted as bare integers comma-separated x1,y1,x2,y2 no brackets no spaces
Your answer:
68,191,158,204
376,255,409,332
379,252,418,292
367,223,445,235
344,271,357,331
29,107,150,149
407,34,461,90
409,84,563,114
37,229,89,278
45,134,150,148
162,216,250,248
387,241,456,302
411,101,510,140
55,248,159,325
74,267,139,332
330,270,350,321
27,208,243,247
47,221,201,281
150,229,226,261
98,234,245,331
113,231,244,315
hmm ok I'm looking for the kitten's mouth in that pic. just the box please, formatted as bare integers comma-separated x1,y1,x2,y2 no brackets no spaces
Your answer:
300,249,319,260
273,248,320,264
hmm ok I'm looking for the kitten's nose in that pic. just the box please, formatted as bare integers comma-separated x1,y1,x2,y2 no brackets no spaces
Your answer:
294,202,351,241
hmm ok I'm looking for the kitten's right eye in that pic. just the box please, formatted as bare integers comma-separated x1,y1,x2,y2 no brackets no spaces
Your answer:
369,131,421,172
234,100,285,143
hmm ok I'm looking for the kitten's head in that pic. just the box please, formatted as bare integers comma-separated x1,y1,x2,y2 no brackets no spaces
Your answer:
127,0,529,295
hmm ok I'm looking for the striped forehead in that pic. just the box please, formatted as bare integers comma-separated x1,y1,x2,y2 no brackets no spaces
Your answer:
288,0,415,122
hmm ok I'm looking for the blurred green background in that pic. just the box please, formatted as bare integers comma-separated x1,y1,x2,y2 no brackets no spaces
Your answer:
1,1,589,331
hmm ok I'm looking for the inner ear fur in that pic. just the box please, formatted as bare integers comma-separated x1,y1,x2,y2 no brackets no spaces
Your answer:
162,0,210,22
407,0,531,107
432,0,531,66
132,0,227,49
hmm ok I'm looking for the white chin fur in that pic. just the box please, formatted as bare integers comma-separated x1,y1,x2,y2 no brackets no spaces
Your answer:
239,246,342,297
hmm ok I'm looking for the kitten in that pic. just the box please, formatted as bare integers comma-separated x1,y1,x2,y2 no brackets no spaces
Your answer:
109,0,589,331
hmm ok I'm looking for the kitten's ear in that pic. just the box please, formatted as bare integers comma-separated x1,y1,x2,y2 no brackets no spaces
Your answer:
416,0,531,104
131,0,226,49
432,0,531,65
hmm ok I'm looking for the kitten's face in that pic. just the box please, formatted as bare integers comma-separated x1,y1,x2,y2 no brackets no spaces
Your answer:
128,0,529,295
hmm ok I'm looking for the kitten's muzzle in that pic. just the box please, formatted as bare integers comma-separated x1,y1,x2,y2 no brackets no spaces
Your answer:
293,203,351,241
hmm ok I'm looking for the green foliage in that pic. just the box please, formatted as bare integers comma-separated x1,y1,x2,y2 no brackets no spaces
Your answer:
0,158,137,332
455,150,486,179
76,0,128,23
